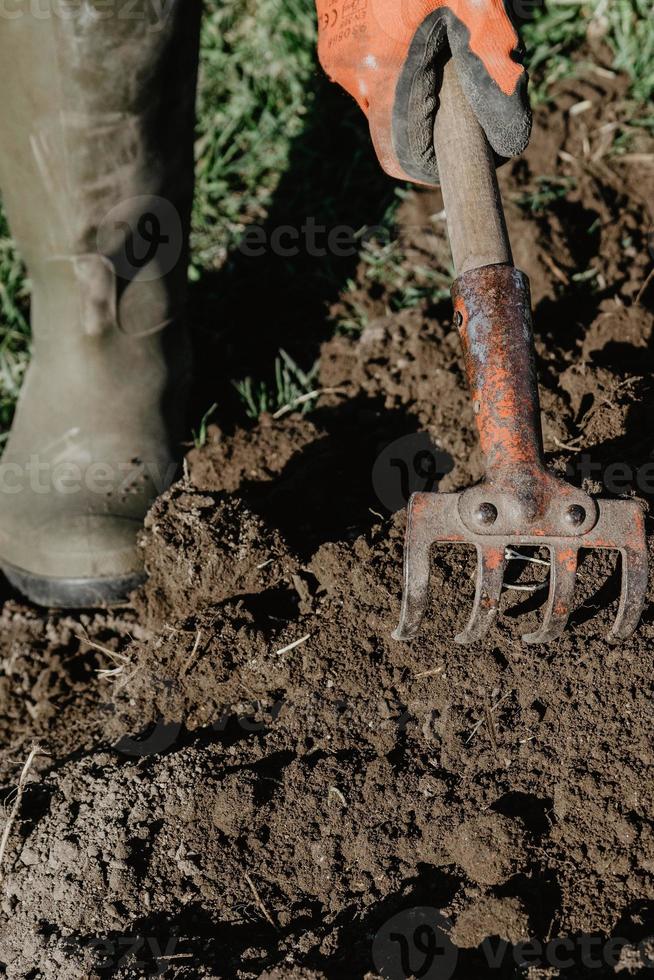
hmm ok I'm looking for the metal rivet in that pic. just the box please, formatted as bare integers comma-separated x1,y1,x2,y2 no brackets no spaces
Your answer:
476,502,498,525
453,311,463,328
566,504,586,526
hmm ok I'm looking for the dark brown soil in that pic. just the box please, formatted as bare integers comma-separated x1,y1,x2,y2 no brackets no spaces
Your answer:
1,71,654,979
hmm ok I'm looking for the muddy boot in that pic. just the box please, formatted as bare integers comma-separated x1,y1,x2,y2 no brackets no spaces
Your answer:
0,1,201,607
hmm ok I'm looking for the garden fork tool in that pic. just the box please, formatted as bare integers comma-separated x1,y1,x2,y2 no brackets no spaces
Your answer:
393,59,648,645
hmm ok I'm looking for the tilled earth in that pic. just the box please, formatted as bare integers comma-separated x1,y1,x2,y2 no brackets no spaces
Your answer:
1,70,654,979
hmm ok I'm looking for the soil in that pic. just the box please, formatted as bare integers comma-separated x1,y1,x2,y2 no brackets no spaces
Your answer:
1,67,654,980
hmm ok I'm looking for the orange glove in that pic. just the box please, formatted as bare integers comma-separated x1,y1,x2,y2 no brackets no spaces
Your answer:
316,0,531,185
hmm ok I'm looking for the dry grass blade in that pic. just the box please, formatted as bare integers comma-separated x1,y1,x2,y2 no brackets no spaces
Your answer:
274,634,310,657
553,435,584,452
77,626,132,679
78,627,129,661
636,267,654,305
466,693,512,746
0,744,44,884
414,667,444,678
504,548,550,591
328,786,347,807
181,630,203,676
244,871,277,929
272,385,348,419
484,704,499,753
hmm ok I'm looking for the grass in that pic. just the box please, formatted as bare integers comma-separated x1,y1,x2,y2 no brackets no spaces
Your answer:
192,402,218,450
0,0,651,430
523,0,654,105
522,3,588,104
514,176,578,215
0,208,29,441
232,348,319,420
191,0,317,277
333,189,451,337
603,0,654,102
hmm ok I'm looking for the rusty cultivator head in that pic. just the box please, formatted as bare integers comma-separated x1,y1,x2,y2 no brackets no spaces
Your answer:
393,59,648,647
393,264,648,646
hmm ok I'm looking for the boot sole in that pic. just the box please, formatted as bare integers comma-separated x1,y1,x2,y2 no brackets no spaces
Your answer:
1,560,146,609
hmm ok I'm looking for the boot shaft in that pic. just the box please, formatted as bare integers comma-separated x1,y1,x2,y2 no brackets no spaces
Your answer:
0,2,202,596
0,0,201,350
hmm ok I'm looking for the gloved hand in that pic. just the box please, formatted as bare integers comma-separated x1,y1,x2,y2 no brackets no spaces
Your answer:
316,0,531,185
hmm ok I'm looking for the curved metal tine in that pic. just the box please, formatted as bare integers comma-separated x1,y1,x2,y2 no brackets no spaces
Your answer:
522,546,577,645
393,493,443,641
607,545,648,643
455,546,506,645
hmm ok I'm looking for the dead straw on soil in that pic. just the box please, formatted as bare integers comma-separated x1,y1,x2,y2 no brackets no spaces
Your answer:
275,634,311,657
0,744,44,886
244,871,277,930
466,693,512,746
181,630,204,676
271,386,348,419
77,627,132,680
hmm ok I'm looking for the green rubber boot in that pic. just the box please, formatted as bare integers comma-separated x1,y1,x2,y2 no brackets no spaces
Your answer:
0,1,201,607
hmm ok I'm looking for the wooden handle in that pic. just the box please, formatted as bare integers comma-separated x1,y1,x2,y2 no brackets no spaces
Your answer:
433,58,512,276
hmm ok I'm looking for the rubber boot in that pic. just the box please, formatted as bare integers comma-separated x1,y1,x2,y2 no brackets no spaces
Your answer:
0,1,201,607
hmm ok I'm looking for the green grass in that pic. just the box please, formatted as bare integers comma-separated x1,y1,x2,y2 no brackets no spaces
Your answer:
0,0,652,431
191,0,317,276
358,236,451,310
232,348,319,420
604,0,654,102
513,176,578,215
523,0,654,105
0,208,29,441
522,4,588,104
191,402,218,449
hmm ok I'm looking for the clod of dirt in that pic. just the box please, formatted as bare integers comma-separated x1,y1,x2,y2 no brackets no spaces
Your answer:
451,895,531,947
138,484,300,627
443,813,529,887
187,414,320,494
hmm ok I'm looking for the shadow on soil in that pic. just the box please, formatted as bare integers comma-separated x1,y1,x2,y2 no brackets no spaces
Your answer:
187,75,397,433
72,883,654,978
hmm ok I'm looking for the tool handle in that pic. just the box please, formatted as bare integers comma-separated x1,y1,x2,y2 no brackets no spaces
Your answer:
433,58,512,275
